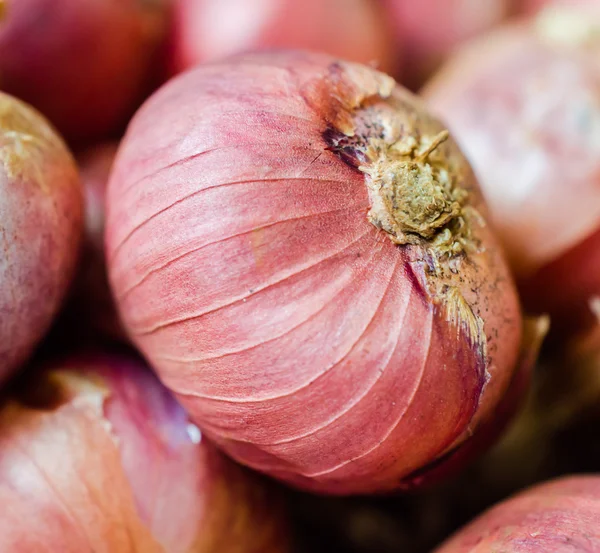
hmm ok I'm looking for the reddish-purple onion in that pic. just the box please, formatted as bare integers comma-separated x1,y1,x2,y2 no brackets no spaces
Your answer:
169,0,396,75
106,51,523,495
0,0,170,144
0,92,82,383
435,476,600,552
518,0,598,15
0,353,288,552
380,0,510,88
424,6,600,337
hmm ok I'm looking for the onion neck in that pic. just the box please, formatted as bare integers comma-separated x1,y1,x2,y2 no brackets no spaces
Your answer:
321,89,478,261
360,127,475,258
321,80,486,353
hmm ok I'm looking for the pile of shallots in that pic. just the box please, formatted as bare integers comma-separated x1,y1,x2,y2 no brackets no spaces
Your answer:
1,0,599,551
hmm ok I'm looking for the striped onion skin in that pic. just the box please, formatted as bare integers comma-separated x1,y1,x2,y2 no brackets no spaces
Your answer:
106,51,522,495
435,476,600,553
0,354,288,553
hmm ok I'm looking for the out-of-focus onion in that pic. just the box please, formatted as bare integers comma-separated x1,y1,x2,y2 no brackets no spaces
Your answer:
106,51,523,495
66,144,125,342
435,476,600,552
381,0,510,88
0,92,82,383
0,354,288,552
0,0,170,144
518,0,598,15
169,0,396,74
424,7,600,337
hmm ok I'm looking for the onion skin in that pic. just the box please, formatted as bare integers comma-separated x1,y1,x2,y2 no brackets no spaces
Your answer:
0,0,169,144
400,315,547,490
69,144,125,342
0,354,288,552
381,0,510,88
518,0,597,15
423,11,600,337
435,476,600,553
169,0,396,74
0,92,82,383
107,51,522,495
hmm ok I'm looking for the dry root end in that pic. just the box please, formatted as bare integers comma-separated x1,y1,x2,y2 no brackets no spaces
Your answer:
359,127,476,259
316,62,477,260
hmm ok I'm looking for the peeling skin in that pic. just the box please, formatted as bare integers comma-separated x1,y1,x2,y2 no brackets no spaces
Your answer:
318,61,488,362
41,369,116,435
13,358,289,553
18,367,119,444
440,286,486,357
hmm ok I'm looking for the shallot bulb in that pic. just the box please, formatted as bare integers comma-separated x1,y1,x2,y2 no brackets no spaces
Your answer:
0,93,82,383
0,354,288,552
381,0,510,88
518,0,597,15
435,476,600,552
423,7,600,337
68,144,125,342
169,0,396,74
106,51,522,495
0,0,169,144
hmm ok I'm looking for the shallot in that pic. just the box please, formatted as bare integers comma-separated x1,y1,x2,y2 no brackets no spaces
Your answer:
435,476,600,552
0,0,169,143
107,51,523,495
169,0,396,75
381,0,510,88
0,92,82,383
0,353,288,552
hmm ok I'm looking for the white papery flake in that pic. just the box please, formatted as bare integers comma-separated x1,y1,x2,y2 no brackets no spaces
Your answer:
186,423,202,444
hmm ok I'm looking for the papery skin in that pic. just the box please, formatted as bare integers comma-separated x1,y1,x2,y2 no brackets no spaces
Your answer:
0,0,169,144
424,12,600,337
381,0,510,88
0,92,82,383
400,316,548,490
435,476,600,553
169,0,396,74
0,354,288,553
107,51,522,495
